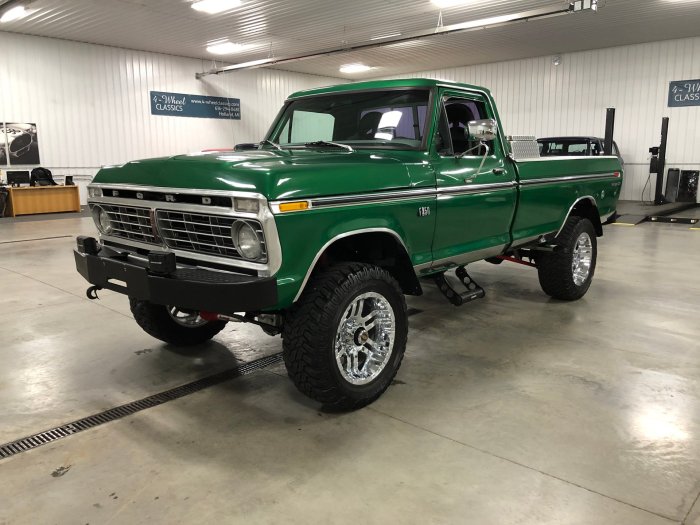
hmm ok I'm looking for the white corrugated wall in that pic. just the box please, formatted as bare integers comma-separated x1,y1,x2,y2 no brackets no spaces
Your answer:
382,36,700,202
0,31,341,203
3,30,699,204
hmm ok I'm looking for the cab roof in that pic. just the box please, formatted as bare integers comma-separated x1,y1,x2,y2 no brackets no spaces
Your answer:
287,78,491,99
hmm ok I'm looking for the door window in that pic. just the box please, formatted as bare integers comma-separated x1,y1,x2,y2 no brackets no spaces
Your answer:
440,97,489,156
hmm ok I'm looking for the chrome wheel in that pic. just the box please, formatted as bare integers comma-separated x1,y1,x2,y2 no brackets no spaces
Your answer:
168,307,208,328
334,291,395,386
572,232,593,286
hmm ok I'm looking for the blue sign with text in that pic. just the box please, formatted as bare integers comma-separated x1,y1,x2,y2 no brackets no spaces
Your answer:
150,91,241,119
668,79,700,107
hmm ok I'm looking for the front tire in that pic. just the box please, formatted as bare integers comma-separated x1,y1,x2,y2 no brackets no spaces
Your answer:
537,216,597,301
129,299,227,346
282,263,408,411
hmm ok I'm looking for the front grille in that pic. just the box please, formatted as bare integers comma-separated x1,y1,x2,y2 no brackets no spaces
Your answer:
156,210,267,262
99,204,158,243
92,202,267,263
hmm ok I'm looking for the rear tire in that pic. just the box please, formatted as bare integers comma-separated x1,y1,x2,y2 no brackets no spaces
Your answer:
282,263,408,411
129,299,227,346
537,216,597,301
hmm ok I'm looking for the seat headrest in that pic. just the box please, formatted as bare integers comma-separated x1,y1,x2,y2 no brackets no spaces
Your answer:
358,111,383,136
446,104,476,127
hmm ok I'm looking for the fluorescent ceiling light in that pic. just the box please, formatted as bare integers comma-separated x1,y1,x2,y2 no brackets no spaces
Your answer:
339,63,372,74
191,0,241,14
386,40,428,49
206,40,249,54
370,32,402,41
569,0,598,11
1,5,29,23
448,13,523,31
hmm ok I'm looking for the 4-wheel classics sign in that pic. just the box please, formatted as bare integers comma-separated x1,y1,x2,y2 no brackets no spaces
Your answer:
668,79,700,107
150,91,241,119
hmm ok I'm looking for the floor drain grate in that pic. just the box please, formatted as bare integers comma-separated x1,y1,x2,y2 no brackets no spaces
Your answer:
0,352,283,461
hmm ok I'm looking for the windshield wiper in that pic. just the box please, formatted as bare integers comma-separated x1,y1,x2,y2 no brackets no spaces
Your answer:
259,139,282,150
304,141,354,152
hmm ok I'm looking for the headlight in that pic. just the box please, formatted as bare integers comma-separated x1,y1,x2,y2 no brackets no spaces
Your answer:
91,205,113,235
88,186,102,198
232,220,263,260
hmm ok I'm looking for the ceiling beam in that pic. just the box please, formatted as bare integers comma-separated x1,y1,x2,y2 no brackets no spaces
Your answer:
196,2,591,79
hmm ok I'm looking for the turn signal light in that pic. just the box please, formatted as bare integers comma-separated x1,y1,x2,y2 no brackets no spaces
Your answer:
278,201,309,212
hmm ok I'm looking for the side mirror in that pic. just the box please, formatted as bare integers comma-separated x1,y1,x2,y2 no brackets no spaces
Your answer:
468,119,498,142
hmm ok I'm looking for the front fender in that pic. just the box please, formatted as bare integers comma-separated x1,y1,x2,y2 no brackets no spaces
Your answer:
272,203,421,309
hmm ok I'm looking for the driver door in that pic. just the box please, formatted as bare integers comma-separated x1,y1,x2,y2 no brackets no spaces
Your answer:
430,91,517,269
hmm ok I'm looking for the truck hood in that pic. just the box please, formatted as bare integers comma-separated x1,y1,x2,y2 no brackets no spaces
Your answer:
93,150,412,200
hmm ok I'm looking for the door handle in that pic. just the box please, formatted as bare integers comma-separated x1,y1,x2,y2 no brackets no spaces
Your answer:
492,168,506,175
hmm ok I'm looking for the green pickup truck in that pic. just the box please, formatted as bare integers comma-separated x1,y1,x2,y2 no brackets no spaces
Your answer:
75,78,622,410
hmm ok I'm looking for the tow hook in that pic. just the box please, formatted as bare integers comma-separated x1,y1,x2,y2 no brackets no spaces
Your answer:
86,285,102,300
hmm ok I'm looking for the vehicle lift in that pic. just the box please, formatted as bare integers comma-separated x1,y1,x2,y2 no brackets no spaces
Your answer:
615,117,698,226
647,122,699,224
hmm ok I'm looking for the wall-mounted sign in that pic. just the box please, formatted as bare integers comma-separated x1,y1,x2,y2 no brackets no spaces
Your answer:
150,91,241,120
668,79,700,107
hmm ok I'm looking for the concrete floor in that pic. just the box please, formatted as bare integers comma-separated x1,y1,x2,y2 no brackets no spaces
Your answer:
0,215,699,524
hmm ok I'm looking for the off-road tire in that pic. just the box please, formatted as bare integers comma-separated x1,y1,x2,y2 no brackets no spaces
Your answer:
282,263,408,411
129,299,227,346
537,216,597,301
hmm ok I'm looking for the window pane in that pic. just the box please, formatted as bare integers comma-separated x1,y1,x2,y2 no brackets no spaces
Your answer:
444,97,489,156
270,89,430,150
435,107,451,156
568,143,588,154
284,111,334,144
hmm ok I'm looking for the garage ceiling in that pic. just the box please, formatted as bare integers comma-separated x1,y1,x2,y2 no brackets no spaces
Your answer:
1,0,700,79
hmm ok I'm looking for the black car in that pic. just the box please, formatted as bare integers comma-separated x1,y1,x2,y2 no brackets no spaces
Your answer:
537,136,624,168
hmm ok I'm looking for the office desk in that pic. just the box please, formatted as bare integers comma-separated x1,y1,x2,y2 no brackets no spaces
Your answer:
5,185,81,217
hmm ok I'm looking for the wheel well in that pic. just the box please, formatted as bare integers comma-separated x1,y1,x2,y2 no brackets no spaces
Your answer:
569,198,603,236
312,232,422,295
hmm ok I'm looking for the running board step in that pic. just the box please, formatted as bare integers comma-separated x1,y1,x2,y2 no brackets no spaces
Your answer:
433,266,485,306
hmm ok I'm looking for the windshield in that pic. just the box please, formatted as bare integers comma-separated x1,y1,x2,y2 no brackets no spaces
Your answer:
268,89,431,150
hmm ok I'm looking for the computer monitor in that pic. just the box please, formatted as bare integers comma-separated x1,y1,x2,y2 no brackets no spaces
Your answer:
6,170,31,186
